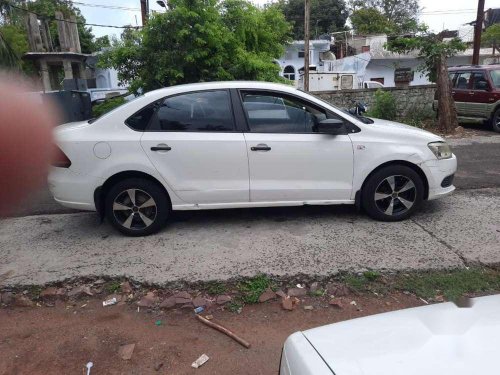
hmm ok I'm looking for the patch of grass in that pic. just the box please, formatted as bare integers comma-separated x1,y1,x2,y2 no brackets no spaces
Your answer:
397,269,500,301
105,281,121,294
28,285,42,298
344,275,368,291
227,301,243,313
237,274,272,304
363,270,381,282
205,281,227,295
310,289,325,297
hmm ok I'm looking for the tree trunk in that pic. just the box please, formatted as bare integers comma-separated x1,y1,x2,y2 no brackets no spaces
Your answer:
436,53,458,134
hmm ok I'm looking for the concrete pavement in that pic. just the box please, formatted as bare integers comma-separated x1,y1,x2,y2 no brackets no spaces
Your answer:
1,188,499,286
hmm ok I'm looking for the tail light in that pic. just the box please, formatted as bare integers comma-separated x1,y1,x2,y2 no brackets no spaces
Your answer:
52,145,71,168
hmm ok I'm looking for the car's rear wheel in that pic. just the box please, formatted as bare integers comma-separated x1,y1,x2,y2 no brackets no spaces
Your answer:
105,178,170,236
362,165,424,221
490,108,500,133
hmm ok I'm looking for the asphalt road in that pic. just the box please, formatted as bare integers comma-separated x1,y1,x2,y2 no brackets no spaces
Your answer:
1,188,500,286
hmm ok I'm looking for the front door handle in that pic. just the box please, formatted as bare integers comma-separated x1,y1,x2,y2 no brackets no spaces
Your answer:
151,144,172,151
251,144,271,151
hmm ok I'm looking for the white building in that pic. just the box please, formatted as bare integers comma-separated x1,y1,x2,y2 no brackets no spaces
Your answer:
277,39,337,84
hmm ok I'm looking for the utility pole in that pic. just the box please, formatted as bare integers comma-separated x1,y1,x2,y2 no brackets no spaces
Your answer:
303,0,310,91
140,0,149,26
472,0,485,65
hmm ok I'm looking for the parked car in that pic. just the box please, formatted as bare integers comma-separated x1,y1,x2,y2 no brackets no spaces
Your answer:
280,294,500,375
434,64,500,132
362,80,385,89
49,81,457,236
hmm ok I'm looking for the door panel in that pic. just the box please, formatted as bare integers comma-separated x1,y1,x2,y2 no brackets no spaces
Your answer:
239,90,354,202
244,133,354,201
468,72,493,118
140,90,249,204
452,71,472,116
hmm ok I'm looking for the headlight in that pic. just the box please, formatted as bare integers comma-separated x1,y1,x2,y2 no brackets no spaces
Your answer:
428,141,452,159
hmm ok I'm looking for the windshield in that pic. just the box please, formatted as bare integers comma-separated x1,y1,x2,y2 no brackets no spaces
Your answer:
490,69,500,88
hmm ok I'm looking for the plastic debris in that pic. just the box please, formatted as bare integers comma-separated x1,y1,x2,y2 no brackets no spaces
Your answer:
191,354,209,369
296,283,305,289
102,297,117,307
155,320,162,326
85,362,93,375
194,306,204,314
304,305,313,310
205,314,214,320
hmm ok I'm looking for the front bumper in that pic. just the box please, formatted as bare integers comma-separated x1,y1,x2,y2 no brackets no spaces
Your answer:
421,154,457,200
48,167,104,211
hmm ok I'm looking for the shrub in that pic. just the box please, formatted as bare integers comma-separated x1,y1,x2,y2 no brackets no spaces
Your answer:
401,105,435,128
92,96,126,118
366,89,397,121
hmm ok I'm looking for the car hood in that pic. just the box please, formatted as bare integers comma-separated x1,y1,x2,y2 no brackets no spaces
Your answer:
366,117,444,143
302,294,500,375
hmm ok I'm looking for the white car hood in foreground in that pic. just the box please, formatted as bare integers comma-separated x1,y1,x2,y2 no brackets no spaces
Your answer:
302,294,500,375
366,117,444,142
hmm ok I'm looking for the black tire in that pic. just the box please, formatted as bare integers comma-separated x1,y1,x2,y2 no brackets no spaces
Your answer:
490,108,500,133
361,165,424,222
105,178,170,236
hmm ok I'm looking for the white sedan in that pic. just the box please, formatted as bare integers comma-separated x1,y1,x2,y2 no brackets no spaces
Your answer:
49,81,457,236
280,294,500,374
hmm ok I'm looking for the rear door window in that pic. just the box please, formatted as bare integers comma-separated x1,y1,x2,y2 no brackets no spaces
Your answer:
454,72,472,90
471,72,489,90
148,90,235,132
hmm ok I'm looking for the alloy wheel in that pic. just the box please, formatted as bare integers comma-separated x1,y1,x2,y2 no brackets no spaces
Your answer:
112,189,157,230
374,175,417,216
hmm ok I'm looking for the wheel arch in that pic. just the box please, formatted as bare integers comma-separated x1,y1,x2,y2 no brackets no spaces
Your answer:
356,160,429,208
94,170,171,218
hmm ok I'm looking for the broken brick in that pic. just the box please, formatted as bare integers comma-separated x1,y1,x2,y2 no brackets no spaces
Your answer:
258,288,276,303
216,295,232,305
287,288,307,298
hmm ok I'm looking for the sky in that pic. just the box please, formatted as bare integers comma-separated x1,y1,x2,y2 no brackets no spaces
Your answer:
77,0,500,39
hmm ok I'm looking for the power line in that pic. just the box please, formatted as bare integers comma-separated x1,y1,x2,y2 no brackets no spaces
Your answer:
3,1,141,29
71,1,141,12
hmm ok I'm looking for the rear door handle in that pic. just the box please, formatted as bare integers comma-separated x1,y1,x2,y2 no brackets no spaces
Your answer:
151,145,171,151
251,144,271,151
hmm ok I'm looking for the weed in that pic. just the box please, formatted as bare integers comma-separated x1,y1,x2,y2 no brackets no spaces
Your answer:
105,281,121,293
365,89,397,120
363,270,381,282
205,281,227,295
397,268,500,301
237,274,271,304
344,275,368,291
310,289,325,297
227,301,243,313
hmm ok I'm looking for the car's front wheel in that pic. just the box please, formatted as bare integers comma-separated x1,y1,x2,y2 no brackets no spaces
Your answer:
361,165,424,221
490,108,500,133
105,178,170,236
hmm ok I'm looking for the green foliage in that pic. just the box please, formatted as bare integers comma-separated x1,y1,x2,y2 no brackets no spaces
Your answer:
93,35,111,51
100,0,291,93
386,27,466,83
278,0,348,40
397,269,500,301
366,89,397,120
363,270,381,282
105,280,121,293
205,281,227,295
237,274,272,304
350,8,393,35
350,0,419,34
227,300,243,313
92,97,126,118
482,24,500,47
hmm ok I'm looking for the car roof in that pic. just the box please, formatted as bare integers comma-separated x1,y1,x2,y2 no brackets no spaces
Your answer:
143,81,299,98
449,64,500,71
301,294,500,375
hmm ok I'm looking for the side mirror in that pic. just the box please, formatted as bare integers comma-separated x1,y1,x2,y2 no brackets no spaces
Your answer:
316,119,347,135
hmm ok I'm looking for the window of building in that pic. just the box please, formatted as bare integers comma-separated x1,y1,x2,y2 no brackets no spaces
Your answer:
283,65,296,81
241,91,331,133
148,90,235,132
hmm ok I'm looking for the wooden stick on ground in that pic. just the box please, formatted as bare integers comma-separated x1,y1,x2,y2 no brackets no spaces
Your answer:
195,314,251,349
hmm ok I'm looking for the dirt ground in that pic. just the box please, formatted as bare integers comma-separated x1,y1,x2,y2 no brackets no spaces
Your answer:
0,292,424,375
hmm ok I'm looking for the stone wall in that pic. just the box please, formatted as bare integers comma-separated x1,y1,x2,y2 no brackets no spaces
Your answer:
314,84,437,119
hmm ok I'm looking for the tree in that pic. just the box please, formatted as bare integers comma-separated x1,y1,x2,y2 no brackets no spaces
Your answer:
278,0,348,40
350,0,419,34
99,0,291,93
93,35,111,51
350,8,392,35
482,24,500,54
386,28,466,134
